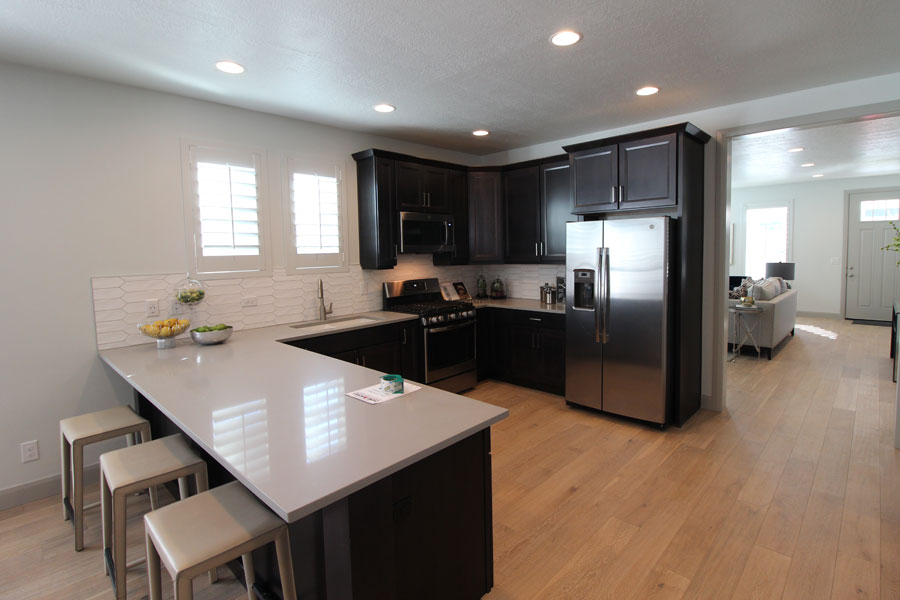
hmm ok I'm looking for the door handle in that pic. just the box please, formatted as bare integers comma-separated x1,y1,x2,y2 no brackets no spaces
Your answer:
401,328,407,344
528,317,542,322
618,185,624,204
535,242,539,256
361,355,367,367
610,186,616,204
599,247,609,343
604,247,611,343
540,242,544,256
595,247,603,344
848,273,855,278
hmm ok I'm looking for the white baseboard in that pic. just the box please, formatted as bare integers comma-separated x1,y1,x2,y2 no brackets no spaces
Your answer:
0,463,100,511
797,311,842,318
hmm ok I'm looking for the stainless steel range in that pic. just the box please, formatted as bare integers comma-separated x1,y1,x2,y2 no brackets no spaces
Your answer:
383,278,477,393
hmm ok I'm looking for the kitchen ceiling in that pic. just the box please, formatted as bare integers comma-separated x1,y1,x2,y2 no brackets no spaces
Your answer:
2,1,900,155
731,115,900,188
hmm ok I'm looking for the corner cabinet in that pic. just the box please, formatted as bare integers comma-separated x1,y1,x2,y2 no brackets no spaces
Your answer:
467,170,504,264
565,123,709,216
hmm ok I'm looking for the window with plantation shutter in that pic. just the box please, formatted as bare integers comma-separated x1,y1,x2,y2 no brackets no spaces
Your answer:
285,159,348,272
183,142,269,276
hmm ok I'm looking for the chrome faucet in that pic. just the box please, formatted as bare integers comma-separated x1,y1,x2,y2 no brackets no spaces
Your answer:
317,279,333,321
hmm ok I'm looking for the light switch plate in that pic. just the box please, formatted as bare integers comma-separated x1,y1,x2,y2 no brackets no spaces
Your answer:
241,296,258,307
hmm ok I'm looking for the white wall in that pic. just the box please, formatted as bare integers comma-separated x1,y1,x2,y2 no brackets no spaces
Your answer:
730,175,900,315
0,62,484,497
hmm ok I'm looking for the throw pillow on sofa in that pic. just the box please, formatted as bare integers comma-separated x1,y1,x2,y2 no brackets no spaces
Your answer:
749,278,779,300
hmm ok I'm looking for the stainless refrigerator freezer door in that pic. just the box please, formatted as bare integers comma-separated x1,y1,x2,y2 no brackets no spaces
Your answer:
602,217,669,424
565,221,604,411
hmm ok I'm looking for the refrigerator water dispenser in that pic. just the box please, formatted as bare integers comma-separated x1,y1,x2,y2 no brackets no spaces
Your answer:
573,269,595,310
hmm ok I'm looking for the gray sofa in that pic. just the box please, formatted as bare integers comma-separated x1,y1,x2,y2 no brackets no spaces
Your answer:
727,288,797,359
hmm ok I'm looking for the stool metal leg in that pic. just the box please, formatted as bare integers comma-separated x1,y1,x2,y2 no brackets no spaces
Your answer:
175,575,193,600
242,553,255,600
113,492,127,600
60,429,70,521
275,528,297,600
73,442,85,551
101,471,112,575
146,532,162,600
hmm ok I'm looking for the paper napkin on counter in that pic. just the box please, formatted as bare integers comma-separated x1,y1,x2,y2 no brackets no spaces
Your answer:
347,382,422,404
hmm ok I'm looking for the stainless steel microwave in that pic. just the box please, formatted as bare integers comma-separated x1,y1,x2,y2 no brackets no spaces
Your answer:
399,211,455,253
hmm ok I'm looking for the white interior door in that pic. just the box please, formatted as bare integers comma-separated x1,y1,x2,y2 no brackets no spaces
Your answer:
845,190,900,321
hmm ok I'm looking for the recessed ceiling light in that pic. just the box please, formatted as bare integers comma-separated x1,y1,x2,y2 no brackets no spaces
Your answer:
215,61,245,74
373,104,396,113
801,162,815,167
812,173,824,178
550,30,582,46
787,147,804,153
472,130,490,137
635,86,659,96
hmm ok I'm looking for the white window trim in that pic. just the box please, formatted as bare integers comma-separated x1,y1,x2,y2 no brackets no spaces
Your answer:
181,139,272,279
741,199,793,278
282,155,350,274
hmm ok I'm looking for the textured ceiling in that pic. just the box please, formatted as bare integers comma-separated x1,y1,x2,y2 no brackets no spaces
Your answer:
731,115,900,188
2,0,900,154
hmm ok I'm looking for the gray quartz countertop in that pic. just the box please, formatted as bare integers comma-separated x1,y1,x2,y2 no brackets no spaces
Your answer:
472,297,566,314
99,310,508,523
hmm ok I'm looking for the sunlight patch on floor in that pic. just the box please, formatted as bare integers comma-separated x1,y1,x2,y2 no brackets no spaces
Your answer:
794,323,838,339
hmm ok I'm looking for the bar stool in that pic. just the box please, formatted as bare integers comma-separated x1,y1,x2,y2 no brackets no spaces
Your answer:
144,481,296,600
100,434,210,600
60,405,151,551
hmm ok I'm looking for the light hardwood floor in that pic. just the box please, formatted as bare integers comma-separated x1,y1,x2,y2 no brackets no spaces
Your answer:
476,316,900,600
1,316,897,599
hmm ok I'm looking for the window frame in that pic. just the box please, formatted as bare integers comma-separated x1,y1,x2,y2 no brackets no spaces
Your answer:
742,199,793,280
181,139,272,278
282,156,349,274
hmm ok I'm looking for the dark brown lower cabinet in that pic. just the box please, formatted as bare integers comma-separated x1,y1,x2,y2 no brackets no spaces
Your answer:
284,320,420,381
477,308,565,395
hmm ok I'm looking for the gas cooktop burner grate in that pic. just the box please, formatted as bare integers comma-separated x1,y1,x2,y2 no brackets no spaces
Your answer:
388,300,472,316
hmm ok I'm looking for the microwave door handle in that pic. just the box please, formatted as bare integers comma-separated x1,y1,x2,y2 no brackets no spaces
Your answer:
444,221,451,248
399,217,405,253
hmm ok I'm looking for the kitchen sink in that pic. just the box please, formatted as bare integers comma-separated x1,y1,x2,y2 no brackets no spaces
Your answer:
289,316,380,332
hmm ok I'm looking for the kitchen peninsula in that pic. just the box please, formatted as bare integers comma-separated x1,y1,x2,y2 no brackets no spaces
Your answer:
99,312,508,600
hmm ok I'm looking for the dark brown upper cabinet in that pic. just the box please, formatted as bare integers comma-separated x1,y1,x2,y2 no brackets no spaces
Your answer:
540,160,570,263
466,170,504,264
353,149,465,269
503,165,541,263
502,158,569,264
395,161,452,213
565,123,710,216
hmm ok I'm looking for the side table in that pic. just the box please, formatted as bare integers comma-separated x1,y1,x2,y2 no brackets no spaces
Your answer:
729,305,762,362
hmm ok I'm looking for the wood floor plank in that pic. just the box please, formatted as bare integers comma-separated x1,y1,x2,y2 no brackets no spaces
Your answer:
730,545,791,600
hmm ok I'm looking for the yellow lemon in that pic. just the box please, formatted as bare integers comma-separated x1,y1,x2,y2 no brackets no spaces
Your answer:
153,320,164,327
147,325,160,336
160,326,172,337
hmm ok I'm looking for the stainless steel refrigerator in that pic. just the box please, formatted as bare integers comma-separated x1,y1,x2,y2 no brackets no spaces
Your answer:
565,217,671,425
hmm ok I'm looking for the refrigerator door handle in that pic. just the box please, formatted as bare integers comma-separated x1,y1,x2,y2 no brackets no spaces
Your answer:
596,247,605,344
602,247,610,343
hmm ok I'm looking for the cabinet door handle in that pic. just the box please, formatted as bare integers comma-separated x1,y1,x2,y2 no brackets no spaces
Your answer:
529,317,542,322
535,332,540,350
401,328,407,344
610,186,616,204
540,242,544,256
618,185,624,204
362,355,367,367
535,242,539,256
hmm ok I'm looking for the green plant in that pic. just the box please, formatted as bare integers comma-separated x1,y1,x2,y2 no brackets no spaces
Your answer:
883,222,900,266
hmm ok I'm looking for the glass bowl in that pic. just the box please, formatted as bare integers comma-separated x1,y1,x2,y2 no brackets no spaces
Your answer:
138,318,191,349
175,276,206,305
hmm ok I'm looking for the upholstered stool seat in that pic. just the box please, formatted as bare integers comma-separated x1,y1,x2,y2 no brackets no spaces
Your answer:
144,480,296,600
100,434,209,600
60,405,151,551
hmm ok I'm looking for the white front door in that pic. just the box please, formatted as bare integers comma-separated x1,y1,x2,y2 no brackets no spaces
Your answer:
845,190,900,321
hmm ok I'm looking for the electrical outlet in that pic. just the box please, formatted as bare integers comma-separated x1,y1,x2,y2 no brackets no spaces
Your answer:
241,296,258,307
170,300,183,315
20,440,39,463
145,299,159,318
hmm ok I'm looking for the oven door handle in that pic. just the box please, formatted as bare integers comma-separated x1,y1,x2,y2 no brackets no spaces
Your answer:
426,320,475,334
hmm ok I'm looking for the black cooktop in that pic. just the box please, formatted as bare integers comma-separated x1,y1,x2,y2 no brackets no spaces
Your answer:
387,300,473,317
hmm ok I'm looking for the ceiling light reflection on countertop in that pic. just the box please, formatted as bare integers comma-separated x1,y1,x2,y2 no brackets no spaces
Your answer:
215,61,245,74
373,104,396,113
635,86,659,96
550,30,582,46
801,162,815,167
788,147,804,152
472,130,489,136
812,173,824,178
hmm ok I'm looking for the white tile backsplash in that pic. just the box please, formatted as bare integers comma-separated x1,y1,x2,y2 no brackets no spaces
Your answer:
91,255,566,350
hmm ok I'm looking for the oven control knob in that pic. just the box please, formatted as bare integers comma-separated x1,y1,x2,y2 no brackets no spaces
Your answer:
421,317,428,326
449,313,457,320
466,310,474,317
